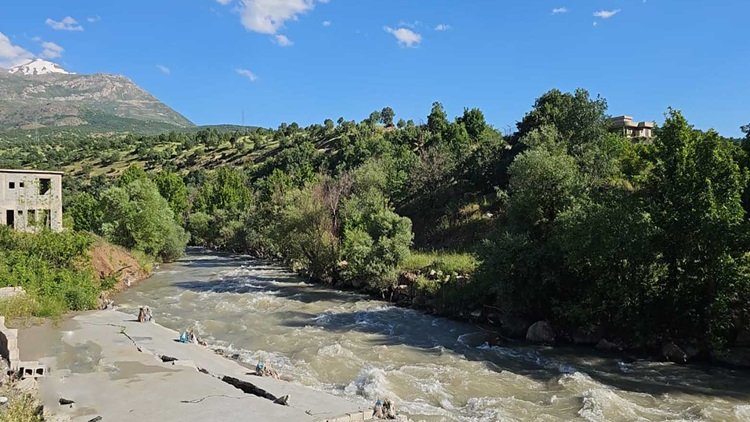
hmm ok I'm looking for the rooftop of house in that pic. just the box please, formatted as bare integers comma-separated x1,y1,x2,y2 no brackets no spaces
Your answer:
610,115,655,128
0,169,64,176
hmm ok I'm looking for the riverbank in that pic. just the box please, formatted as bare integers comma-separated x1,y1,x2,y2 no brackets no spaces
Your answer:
18,310,385,421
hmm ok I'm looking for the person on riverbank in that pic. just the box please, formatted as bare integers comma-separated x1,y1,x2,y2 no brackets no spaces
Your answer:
255,362,279,379
137,306,153,323
373,398,397,419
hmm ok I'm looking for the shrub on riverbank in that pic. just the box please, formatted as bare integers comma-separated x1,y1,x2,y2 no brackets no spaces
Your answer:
0,227,99,317
68,166,189,262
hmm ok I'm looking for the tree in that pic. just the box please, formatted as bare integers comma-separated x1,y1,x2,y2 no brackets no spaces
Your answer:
67,192,103,233
340,188,413,288
475,145,582,319
380,107,396,127
427,102,449,135
507,147,581,239
194,167,252,215
645,110,750,346
100,178,189,262
516,89,608,150
457,107,487,141
118,165,149,187
153,170,189,222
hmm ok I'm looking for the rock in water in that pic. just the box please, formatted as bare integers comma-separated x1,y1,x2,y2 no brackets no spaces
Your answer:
596,339,620,352
59,398,75,405
526,321,555,343
662,342,687,364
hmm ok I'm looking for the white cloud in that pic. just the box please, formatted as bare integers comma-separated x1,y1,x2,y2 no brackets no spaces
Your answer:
434,24,451,31
274,34,293,46
46,16,84,31
322,20,331,27
156,64,171,75
87,16,101,23
236,68,258,82
384,26,421,48
236,0,321,34
216,0,233,4
40,41,64,59
593,9,621,19
552,7,568,14
0,32,33,68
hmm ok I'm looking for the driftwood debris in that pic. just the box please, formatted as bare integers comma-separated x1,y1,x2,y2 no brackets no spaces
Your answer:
221,376,289,406
160,355,178,363
59,398,75,405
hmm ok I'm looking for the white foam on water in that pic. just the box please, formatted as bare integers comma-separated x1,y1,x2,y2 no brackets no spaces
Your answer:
735,404,750,420
344,367,398,401
317,343,357,359
575,384,679,422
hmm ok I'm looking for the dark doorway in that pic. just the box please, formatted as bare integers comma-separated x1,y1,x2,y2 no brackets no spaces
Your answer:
6,210,14,228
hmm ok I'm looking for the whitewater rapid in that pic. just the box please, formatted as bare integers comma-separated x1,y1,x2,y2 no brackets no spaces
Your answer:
116,251,750,421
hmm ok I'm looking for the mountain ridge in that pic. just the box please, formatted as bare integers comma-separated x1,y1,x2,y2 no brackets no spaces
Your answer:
0,60,194,134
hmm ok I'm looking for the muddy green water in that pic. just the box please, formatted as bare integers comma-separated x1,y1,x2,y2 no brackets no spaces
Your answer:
115,251,750,421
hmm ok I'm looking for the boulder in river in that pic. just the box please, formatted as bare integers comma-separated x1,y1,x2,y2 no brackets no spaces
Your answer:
526,321,555,343
595,339,621,352
662,342,687,364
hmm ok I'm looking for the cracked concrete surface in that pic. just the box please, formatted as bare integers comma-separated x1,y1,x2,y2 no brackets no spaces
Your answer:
18,310,375,422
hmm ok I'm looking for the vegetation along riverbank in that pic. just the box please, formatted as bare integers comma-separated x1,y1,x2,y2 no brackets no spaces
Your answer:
2,89,750,367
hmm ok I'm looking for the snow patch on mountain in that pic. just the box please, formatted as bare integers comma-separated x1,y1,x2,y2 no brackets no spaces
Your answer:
8,59,72,75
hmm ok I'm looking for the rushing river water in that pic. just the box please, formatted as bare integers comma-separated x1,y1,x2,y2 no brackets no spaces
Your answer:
116,251,750,421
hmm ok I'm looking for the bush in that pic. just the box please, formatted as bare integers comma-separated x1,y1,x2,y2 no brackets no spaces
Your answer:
340,188,413,288
0,227,99,318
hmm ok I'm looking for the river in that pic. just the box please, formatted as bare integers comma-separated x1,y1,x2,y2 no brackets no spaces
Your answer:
115,251,750,421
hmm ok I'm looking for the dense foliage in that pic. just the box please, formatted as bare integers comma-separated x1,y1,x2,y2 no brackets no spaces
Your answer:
0,227,99,316
4,89,750,351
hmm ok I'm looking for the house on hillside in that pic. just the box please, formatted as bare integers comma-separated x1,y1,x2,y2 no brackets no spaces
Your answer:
609,115,655,139
0,169,63,232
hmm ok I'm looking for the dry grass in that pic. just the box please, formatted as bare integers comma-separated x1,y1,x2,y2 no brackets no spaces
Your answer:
0,385,43,422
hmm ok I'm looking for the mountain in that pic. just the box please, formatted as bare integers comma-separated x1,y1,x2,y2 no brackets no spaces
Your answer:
9,59,72,76
0,60,194,135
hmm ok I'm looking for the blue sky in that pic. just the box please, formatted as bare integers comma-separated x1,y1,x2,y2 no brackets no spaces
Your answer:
1,0,748,136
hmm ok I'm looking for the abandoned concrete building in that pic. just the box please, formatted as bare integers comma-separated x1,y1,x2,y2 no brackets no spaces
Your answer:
0,169,63,232
609,115,656,139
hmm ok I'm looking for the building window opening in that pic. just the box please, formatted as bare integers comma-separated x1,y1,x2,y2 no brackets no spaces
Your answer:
5,210,13,227
28,210,36,225
8,182,15,189
43,209,51,229
39,178,51,195
19,182,24,188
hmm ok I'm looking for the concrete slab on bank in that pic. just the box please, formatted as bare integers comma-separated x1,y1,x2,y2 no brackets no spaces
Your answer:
19,310,376,422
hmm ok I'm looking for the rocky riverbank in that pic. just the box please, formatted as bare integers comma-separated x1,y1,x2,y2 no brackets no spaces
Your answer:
381,268,750,369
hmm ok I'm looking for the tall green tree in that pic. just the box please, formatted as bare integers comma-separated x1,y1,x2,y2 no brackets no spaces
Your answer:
645,110,750,346
153,170,189,222
516,88,608,151
100,178,189,262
